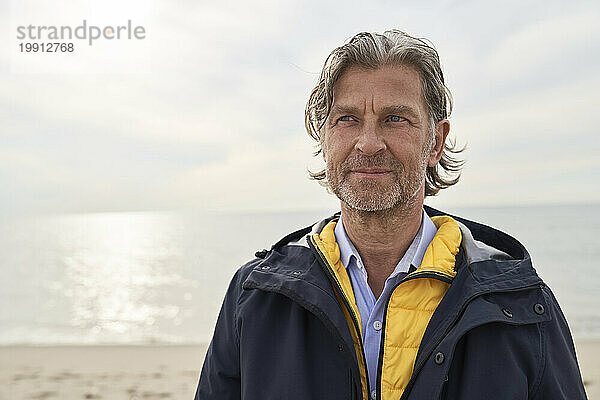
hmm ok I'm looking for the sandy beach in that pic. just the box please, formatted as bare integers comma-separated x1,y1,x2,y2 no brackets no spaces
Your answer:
1,344,206,400
1,340,598,399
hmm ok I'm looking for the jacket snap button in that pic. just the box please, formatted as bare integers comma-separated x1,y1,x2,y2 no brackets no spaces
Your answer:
534,303,545,315
502,308,513,318
292,271,301,276
260,265,270,270
338,344,344,352
434,352,445,365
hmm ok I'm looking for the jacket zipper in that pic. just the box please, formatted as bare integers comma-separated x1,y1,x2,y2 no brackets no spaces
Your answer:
395,282,544,400
308,235,370,399
375,270,453,400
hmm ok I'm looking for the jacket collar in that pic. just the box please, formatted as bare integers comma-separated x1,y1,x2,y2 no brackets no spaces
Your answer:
248,206,542,302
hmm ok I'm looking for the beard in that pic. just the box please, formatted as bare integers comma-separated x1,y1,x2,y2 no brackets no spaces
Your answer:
326,142,431,212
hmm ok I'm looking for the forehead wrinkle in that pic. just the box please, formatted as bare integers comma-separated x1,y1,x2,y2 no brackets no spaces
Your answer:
330,104,361,115
331,94,367,114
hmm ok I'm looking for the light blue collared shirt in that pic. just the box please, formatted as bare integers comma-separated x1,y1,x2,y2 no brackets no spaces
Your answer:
334,209,438,399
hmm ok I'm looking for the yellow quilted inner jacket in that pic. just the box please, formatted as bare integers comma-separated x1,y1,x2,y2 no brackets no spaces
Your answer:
309,216,462,400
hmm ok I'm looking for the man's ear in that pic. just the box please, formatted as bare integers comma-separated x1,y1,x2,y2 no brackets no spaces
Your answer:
428,119,450,167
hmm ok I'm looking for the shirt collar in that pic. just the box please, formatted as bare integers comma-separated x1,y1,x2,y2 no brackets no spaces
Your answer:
334,208,438,277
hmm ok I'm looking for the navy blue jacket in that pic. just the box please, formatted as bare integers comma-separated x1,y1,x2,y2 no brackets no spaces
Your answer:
195,207,588,399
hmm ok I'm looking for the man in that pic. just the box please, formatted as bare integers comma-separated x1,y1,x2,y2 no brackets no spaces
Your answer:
195,30,587,400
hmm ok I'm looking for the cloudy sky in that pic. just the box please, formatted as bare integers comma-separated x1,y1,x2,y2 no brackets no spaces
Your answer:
2,0,599,216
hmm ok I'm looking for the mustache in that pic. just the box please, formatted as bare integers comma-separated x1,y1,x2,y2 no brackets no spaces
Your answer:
340,153,403,172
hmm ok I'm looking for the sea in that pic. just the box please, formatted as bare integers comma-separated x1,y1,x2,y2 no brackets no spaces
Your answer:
1,204,598,345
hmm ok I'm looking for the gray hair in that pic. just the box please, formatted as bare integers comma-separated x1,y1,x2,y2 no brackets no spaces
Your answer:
305,30,464,197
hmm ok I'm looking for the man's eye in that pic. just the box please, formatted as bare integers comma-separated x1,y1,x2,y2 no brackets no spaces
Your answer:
389,115,405,123
339,116,352,122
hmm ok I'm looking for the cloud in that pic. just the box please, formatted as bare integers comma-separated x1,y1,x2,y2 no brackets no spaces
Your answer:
1,0,598,215
454,75,600,147
485,12,600,83
163,136,338,212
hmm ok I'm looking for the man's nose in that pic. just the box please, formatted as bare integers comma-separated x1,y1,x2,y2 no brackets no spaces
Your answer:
355,121,386,155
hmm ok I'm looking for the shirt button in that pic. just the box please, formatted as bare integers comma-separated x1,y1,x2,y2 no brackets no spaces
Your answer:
373,321,382,331
371,389,377,399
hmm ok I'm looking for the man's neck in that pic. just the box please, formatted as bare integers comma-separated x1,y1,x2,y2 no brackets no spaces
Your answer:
340,199,424,298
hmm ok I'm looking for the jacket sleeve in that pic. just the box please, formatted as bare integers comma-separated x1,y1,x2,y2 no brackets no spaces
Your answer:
531,287,588,400
195,267,247,400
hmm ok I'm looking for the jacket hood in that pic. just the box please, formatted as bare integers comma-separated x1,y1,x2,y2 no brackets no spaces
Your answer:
424,205,526,262
424,205,543,291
